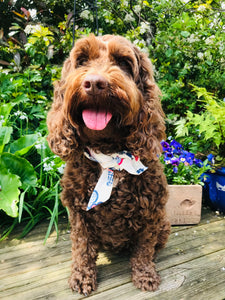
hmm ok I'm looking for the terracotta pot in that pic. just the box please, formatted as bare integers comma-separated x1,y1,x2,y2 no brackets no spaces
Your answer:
166,185,202,225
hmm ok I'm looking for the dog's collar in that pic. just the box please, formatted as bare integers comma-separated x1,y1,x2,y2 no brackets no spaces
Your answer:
84,148,148,210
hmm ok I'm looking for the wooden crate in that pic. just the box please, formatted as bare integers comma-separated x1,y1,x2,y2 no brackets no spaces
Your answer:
166,185,202,225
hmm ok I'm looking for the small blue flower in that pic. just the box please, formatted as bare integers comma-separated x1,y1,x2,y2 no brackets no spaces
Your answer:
207,154,214,163
173,166,178,173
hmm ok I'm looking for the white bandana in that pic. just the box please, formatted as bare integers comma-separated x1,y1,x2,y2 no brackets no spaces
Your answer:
84,148,148,210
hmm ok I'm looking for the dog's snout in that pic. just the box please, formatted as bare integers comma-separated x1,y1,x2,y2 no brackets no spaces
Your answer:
83,74,107,95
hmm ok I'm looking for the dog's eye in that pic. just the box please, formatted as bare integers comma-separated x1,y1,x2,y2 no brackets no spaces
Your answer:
75,56,88,68
117,58,133,76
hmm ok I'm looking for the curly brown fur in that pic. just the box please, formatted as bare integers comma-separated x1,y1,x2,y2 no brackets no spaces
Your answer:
47,34,170,295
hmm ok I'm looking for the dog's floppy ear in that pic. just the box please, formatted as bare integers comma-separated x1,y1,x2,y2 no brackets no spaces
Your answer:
47,58,80,160
127,47,166,160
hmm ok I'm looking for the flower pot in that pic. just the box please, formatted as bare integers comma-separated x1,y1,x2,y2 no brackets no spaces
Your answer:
203,168,225,213
166,185,202,225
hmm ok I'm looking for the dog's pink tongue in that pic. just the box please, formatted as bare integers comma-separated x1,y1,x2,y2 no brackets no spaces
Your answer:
82,109,112,130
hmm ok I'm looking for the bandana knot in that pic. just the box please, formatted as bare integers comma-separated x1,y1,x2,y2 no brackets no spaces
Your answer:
84,148,148,210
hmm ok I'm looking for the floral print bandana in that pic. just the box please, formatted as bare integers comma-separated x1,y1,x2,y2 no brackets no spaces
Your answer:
84,148,148,210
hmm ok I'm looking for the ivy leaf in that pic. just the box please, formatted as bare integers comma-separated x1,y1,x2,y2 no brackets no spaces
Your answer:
0,167,21,218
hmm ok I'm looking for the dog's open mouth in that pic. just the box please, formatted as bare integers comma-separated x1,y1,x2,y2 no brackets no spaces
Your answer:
82,109,112,131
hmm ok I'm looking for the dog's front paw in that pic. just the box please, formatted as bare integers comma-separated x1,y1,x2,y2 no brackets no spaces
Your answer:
69,269,97,296
132,264,160,292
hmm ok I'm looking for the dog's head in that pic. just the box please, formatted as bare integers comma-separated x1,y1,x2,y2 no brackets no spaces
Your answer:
47,34,165,160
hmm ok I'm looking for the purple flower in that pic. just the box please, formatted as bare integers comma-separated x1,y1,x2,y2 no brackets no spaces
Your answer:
194,158,203,167
171,157,180,166
170,140,183,149
179,151,194,165
185,152,195,165
170,140,183,154
164,152,173,161
161,141,170,151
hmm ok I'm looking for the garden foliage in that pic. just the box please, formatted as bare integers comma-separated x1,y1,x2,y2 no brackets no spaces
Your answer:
0,0,225,238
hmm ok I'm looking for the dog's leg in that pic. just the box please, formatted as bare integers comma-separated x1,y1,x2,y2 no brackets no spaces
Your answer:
131,224,164,291
68,210,99,295
155,219,171,254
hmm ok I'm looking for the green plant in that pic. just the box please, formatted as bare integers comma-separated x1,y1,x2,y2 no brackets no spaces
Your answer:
175,85,225,168
0,33,64,240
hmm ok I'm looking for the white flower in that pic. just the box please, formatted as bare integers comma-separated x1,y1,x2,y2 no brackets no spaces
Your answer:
24,24,41,35
35,143,47,150
2,69,9,75
124,14,135,22
14,111,22,116
134,5,141,13
19,113,28,120
205,36,215,45
57,164,66,174
80,10,93,21
14,110,28,120
43,161,55,172
43,157,50,162
140,22,150,34
197,5,207,12
197,52,204,60
80,10,89,19
187,34,200,43
29,9,37,19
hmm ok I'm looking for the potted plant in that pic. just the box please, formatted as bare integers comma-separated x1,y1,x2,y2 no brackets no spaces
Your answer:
160,139,210,225
174,85,225,212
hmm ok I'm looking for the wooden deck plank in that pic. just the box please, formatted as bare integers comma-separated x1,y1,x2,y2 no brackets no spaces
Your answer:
0,209,225,299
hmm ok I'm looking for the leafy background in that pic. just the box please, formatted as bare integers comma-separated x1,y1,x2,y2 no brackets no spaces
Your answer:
0,0,225,239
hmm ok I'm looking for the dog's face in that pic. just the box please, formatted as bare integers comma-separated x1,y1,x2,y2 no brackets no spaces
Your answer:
62,34,154,147
48,34,165,159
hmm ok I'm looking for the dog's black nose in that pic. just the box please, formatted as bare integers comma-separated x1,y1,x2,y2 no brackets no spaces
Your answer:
83,74,108,95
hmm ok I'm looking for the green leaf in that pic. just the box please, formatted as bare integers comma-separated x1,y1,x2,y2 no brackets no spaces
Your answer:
0,167,21,217
175,118,188,137
181,31,190,37
0,126,13,153
165,49,173,58
0,153,37,189
0,103,14,120
10,134,39,156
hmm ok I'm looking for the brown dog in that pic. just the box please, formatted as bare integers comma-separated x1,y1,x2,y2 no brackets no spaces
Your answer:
47,34,170,295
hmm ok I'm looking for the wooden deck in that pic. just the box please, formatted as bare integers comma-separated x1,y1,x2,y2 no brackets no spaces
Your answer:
0,207,225,300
